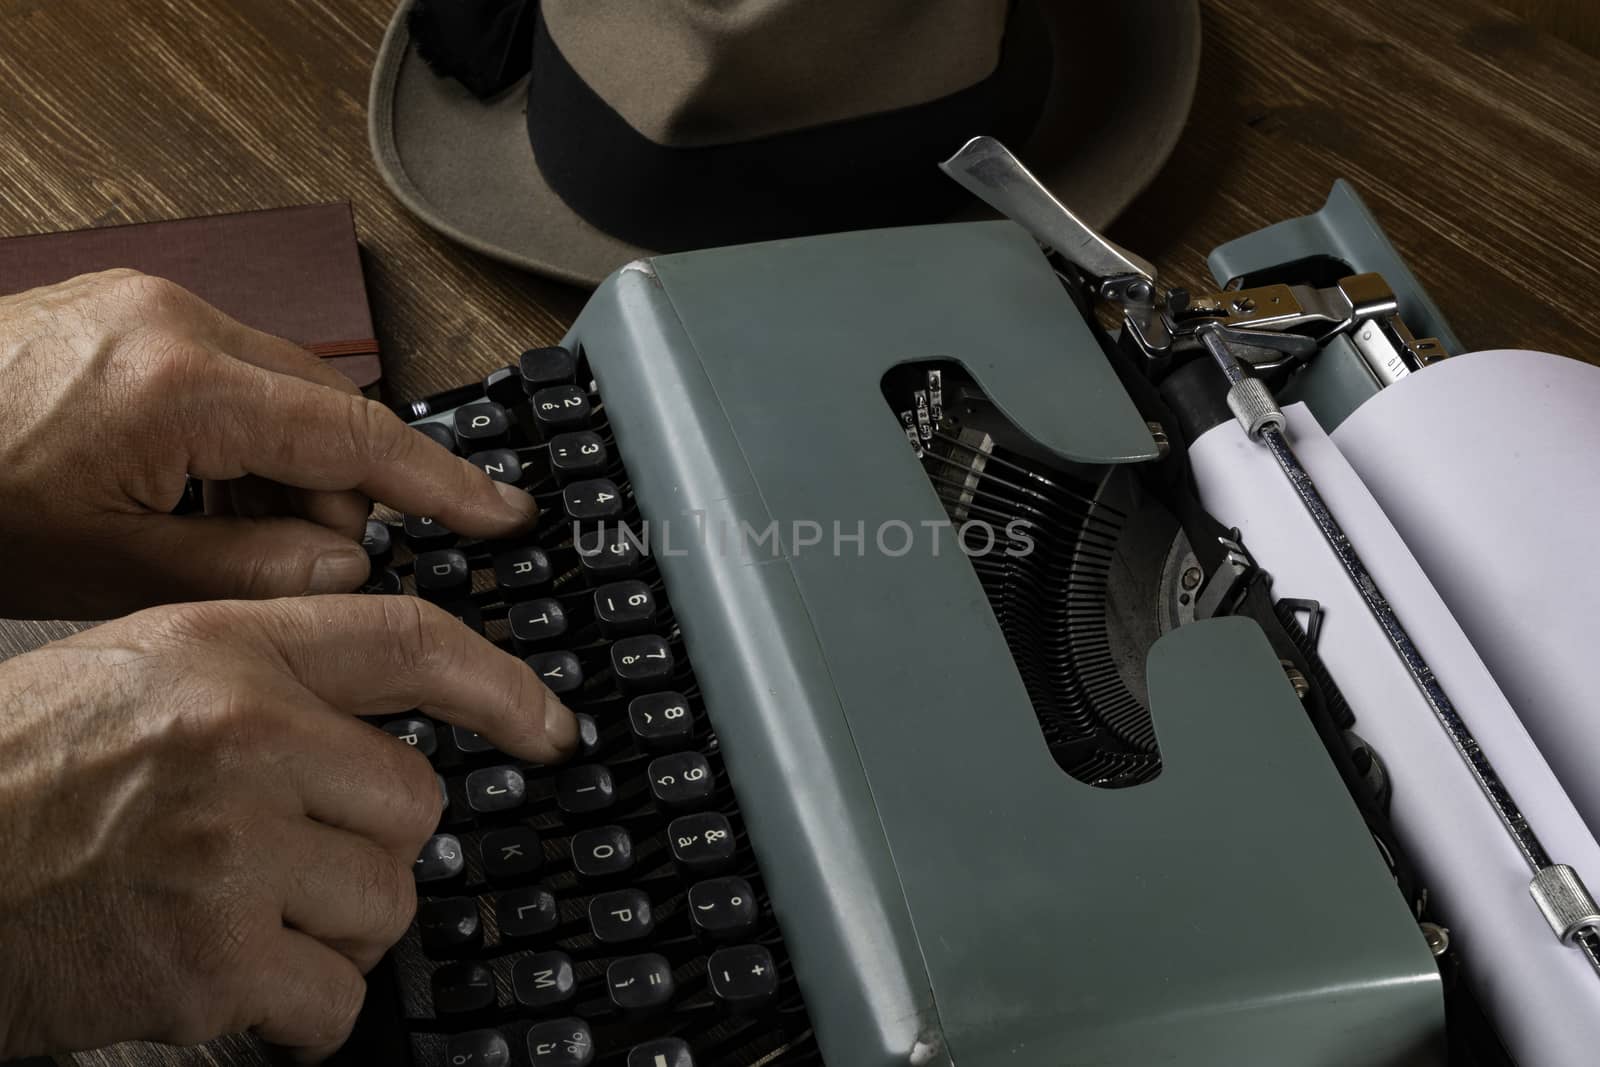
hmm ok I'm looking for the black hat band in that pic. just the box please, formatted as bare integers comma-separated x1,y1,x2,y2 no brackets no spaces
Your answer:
524,3,1052,251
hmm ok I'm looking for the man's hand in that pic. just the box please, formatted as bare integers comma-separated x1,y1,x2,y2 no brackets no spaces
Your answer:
0,594,578,1060
0,269,539,618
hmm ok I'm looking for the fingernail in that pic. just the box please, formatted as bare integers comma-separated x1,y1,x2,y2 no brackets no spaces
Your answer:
495,481,540,527
307,546,370,593
545,697,580,754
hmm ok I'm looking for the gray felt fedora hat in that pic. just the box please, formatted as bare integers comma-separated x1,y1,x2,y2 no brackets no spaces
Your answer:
370,0,1201,287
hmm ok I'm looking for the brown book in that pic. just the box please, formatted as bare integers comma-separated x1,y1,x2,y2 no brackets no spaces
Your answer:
0,203,381,387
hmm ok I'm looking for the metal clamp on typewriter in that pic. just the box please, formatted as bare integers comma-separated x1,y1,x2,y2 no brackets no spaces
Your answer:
1125,272,1448,381
943,136,1450,389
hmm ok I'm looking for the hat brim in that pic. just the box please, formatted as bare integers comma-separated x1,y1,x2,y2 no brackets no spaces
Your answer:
369,0,1201,288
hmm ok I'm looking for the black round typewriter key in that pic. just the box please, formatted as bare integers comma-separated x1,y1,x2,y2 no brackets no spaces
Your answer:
571,825,634,880
555,764,615,816
447,1028,512,1067
480,827,542,881
509,598,569,649
454,401,511,448
576,527,644,580
466,765,526,814
381,716,437,758
360,519,393,565
493,545,552,598
669,813,737,876
414,419,458,454
526,1017,594,1066
562,477,624,522
707,944,778,1014
524,650,583,696
531,385,591,438
483,364,523,406
647,752,714,810
417,895,482,956
593,580,655,637
548,430,608,484
606,952,674,1015
520,345,576,394
402,513,455,549
432,960,496,1016
512,950,577,1011
688,876,758,941
413,549,472,603
469,447,523,486
611,635,675,694
588,888,653,944
628,1038,694,1067
628,692,693,752
414,833,465,884
574,713,602,760
496,885,559,942
451,724,497,756
360,567,403,595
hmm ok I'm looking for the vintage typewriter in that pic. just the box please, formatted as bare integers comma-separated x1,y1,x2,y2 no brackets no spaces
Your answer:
343,139,1600,1065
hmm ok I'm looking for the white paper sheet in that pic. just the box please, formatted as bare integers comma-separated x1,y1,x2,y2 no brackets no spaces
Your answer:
1334,349,1600,840
1191,403,1600,1066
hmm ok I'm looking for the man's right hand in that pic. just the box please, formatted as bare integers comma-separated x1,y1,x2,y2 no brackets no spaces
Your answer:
0,594,578,1062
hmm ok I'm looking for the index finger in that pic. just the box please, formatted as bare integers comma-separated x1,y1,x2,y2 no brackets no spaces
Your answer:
240,595,579,763
181,355,538,540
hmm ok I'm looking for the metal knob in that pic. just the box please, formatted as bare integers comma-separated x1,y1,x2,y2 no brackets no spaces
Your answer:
1226,377,1285,438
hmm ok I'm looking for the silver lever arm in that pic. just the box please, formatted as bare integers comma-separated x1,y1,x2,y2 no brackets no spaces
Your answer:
939,135,1156,289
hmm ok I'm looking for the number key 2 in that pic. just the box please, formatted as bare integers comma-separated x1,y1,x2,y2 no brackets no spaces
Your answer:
531,384,591,438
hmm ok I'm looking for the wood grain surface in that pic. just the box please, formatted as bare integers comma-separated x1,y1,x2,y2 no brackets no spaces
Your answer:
0,0,1597,1063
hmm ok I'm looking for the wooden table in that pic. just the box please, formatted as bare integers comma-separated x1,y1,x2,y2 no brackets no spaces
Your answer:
0,0,1596,1063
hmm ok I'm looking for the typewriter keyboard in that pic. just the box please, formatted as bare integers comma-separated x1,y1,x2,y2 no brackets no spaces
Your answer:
358,347,818,1067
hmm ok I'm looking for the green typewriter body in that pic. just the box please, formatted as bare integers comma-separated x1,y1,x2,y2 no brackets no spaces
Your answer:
358,188,1466,1066
556,213,1443,1065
